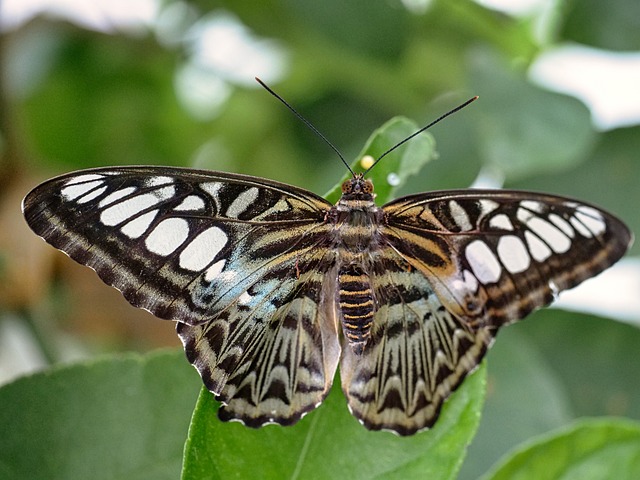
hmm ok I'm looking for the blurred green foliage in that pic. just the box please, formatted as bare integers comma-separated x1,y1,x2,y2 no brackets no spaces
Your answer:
1,0,639,479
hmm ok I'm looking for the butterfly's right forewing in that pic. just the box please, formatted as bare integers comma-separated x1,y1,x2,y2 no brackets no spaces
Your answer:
23,167,333,323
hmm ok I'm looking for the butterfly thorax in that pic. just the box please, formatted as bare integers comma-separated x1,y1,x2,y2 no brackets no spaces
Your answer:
327,175,384,355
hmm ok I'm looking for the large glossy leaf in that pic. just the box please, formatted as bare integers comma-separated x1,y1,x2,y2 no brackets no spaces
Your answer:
459,324,573,479
461,308,640,478
0,350,200,480
182,365,486,480
515,310,640,420
481,418,640,480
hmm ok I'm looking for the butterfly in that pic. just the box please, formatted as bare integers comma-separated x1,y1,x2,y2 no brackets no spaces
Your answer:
22,94,632,436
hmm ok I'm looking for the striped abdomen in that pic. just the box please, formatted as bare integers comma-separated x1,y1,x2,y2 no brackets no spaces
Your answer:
338,264,374,355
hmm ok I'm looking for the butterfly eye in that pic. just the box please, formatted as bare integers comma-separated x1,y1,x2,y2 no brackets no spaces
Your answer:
363,179,374,194
341,180,353,193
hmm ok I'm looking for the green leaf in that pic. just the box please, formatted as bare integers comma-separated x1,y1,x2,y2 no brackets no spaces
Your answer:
515,310,640,420
323,116,437,205
0,350,200,480
182,364,486,480
459,325,573,479
462,310,640,479
562,0,640,50
481,418,640,480
469,50,594,181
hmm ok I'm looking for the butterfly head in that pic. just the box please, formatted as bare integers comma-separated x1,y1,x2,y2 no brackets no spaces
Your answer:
341,174,374,199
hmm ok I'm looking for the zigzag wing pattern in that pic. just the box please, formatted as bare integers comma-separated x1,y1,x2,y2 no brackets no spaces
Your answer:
178,249,341,427
340,189,631,435
23,166,633,436
340,250,494,435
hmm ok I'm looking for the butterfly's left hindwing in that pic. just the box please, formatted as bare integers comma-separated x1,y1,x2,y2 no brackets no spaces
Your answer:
178,253,341,427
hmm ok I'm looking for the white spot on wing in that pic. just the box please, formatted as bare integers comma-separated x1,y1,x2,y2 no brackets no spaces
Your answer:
574,206,606,236
479,199,499,215
520,200,545,213
200,182,222,196
570,217,591,237
61,180,104,201
497,235,531,273
179,226,228,271
64,174,105,185
524,231,552,261
200,182,223,211
549,213,575,238
99,187,137,208
463,270,479,292
517,207,534,224
153,184,176,200
489,213,514,231
226,187,259,218
120,210,158,239
146,176,173,187
145,218,189,256
451,269,479,294
524,215,571,253
76,185,108,203
449,200,473,231
466,240,502,284
174,195,206,211
238,291,253,305
100,187,175,226
204,259,226,282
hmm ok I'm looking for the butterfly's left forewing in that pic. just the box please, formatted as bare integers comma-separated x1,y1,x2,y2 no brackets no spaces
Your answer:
23,166,342,426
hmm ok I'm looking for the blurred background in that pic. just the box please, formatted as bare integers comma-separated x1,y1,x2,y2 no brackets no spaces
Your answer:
0,0,639,477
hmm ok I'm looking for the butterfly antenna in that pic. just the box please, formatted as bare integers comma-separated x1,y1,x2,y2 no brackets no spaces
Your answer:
365,95,479,175
255,77,355,176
